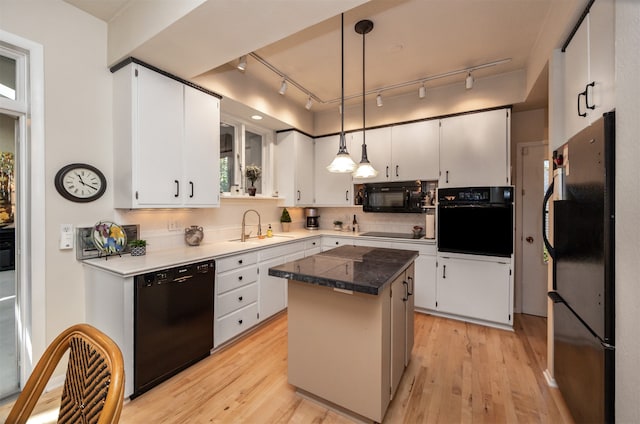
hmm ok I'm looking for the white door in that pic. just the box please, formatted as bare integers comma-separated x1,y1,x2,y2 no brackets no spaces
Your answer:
518,143,548,316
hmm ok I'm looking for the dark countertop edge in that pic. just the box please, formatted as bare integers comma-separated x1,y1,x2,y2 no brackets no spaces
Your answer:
269,248,419,296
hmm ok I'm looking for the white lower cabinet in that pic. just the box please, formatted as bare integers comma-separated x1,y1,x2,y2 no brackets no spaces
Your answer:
435,255,512,327
214,252,259,347
257,242,306,322
413,253,437,310
304,238,321,256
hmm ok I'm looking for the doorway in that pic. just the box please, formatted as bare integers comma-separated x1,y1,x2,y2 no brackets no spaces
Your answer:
516,142,549,317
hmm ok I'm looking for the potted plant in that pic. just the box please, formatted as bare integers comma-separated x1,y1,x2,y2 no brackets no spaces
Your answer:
280,207,292,232
333,220,343,231
245,164,262,196
129,239,147,256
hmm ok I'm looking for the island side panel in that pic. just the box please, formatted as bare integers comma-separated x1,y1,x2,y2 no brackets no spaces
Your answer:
287,280,391,423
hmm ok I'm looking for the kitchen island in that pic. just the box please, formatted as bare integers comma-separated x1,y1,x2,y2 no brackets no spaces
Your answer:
268,245,417,423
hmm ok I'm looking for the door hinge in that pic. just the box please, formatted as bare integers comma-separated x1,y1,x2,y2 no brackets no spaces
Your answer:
508,314,512,321
257,312,260,319
509,269,512,276
135,68,138,77
435,301,438,307
135,191,139,200
522,188,525,196
257,268,260,275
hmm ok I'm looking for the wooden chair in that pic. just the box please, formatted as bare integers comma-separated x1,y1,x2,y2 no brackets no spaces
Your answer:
6,324,125,424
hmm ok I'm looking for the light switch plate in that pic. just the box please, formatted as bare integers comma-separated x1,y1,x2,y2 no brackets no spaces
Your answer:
60,224,74,250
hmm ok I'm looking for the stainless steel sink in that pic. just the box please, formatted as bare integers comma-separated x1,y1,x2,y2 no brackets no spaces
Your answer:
227,234,294,242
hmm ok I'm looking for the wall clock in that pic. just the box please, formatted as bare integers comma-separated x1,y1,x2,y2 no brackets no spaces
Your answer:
54,163,107,202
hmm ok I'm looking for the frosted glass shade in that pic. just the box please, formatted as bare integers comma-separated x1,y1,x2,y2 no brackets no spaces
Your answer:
327,153,357,173
352,162,378,178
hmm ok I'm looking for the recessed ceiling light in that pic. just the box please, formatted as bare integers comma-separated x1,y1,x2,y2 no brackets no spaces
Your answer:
251,115,263,120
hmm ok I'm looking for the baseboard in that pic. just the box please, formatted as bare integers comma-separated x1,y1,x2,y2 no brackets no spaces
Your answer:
543,369,557,388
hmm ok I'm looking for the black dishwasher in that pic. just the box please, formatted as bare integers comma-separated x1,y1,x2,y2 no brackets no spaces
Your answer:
133,260,214,397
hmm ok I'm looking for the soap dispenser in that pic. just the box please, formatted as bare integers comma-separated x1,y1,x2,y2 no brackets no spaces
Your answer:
267,224,273,238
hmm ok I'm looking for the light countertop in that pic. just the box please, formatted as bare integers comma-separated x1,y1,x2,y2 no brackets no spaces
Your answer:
82,229,434,277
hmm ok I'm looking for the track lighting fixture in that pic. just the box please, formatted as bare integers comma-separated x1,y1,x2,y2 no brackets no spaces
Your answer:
465,72,474,90
419,83,426,99
237,55,247,71
376,93,383,107
278,80,288,95
327,14,357,174
305,96,313,110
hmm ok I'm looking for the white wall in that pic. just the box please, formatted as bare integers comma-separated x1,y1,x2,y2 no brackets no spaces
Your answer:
614,1,640,421
0,0,113,347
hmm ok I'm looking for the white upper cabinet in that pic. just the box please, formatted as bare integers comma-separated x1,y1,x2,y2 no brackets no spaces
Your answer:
352,121,439,184
275,130,314,206
391,120,439,181
352,127,391,184
314,134,354,206
183,86,221,206
563,0,615,140
439,108,510,188
113,63,220,208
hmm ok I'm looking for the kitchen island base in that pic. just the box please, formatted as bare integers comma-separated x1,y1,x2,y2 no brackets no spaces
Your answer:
287,262,414,423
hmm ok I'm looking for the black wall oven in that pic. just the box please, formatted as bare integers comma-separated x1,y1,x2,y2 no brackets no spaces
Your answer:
437,186,514,257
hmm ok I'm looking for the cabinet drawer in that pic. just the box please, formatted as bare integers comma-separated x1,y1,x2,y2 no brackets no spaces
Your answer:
321,236,352,250
388,241,436,255
216,251,258,273
259,242,303,261
304,238,320,251
216,283,258,318
214,303,259,347
217,265,258,294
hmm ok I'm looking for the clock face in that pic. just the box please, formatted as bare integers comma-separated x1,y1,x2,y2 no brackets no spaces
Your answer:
55,163,107,202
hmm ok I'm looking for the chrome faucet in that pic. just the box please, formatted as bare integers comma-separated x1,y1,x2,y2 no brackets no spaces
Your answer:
241,209,262,242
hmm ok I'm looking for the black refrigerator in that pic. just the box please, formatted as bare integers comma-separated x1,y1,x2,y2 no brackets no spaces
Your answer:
546,111,615,423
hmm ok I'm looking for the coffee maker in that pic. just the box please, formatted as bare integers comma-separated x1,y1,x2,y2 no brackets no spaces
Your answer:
304,208,319,230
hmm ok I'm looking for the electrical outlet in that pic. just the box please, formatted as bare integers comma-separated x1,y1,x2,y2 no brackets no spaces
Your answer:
167,220,181,231
60,224,74,250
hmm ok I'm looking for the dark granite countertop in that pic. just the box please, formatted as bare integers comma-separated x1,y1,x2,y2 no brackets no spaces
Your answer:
268,245,418,295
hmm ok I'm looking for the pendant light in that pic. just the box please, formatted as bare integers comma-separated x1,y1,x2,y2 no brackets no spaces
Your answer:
352,19,378,179
327,14,357,173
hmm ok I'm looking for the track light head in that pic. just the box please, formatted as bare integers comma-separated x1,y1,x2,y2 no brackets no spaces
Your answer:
376,93,383,107
419,84,426,99
465,72,474,90
305,96,313,110
237,55,247,71
279,80,288,95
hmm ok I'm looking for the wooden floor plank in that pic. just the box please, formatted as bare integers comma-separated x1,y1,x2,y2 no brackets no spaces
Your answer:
0,312,573,423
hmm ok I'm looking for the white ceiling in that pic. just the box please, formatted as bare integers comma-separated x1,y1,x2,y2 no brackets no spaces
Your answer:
65,0,578,118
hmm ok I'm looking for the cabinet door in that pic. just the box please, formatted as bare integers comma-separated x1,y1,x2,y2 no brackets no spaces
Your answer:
295,133,315,205
436,256,511,325
136,66,184,205
390,273,406,397
391,120,439,181
439,109,510,188
588,0,615,119
414,254,436,310
352,127,392,183
276,131,314,206
183,86,220,206
563,17,589,141
258,256,286,321
314,135,353,206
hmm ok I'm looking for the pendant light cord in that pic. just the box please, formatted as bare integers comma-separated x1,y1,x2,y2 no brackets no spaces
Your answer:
362,25,366,149
339,13,346,151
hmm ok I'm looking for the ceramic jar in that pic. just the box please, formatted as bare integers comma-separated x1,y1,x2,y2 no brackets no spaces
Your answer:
185,225,204,246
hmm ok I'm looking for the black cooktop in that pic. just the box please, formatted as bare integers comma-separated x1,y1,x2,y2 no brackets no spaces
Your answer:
359,231,423,240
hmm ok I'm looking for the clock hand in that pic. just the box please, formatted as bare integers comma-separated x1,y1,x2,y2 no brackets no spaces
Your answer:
75,172,87,186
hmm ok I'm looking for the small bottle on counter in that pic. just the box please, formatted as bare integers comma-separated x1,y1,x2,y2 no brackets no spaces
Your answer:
352,214,359,233
267,224,273,238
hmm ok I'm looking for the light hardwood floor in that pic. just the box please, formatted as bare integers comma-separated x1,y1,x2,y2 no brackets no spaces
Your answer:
0,312,574,423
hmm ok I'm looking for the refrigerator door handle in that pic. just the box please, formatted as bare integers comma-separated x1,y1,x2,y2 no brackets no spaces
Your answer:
542,179,556,261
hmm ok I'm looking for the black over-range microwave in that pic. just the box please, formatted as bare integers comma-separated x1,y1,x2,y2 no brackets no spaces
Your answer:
362,180,427,213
